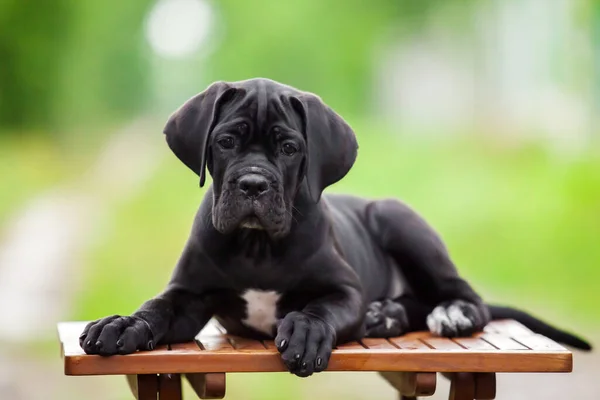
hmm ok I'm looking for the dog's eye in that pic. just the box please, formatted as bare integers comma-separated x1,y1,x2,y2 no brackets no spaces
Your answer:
217,136,235,149
281,142,298,156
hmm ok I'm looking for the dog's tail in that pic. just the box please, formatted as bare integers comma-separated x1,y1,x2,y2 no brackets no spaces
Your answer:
488,304,592,351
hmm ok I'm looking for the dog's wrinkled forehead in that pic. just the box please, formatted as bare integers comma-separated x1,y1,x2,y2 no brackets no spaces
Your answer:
217,79,303,133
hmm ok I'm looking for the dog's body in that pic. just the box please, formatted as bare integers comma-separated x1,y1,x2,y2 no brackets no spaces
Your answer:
80,78,591,378
174,190,452,343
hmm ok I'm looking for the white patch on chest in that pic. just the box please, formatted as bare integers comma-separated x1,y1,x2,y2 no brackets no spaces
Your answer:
241,289,281,336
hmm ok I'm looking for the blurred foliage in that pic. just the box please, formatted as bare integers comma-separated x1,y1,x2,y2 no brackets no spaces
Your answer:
0,136,70,224
0,0,484,135
205,0,403,116
0,0,152,134
0,0,71,130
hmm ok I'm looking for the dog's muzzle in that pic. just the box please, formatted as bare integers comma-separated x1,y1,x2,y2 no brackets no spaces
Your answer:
237,173,270,199
212,166,288,236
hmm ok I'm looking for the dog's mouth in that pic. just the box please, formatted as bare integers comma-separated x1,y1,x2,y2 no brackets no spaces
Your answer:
212,188,290,238
240,215,264,230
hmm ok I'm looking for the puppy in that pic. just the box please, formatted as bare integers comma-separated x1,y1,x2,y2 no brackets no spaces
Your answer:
80,78,591,377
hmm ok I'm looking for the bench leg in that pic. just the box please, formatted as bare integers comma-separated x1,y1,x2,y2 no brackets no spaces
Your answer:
473,373,496,400
126,374,183,400
449,373,474,400
126,374,158,400
186,373,226,399
159,374,183,400
380,372,436,398
447,372,496,400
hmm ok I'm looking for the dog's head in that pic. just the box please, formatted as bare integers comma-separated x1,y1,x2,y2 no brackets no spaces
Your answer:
163,78,357,239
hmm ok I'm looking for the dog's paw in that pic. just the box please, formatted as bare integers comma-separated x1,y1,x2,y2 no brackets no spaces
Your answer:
79,315,154,356
426,300,485,337
275,311,335,377
365,299,409,338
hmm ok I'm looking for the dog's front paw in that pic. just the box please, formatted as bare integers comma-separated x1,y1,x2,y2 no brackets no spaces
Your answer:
426,300,486,337
275,311,335,377
79,315,154,356
365,299,409,338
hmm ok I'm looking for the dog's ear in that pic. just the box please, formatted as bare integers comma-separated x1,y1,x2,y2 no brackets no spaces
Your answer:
163,81,237,187
290,93,358,202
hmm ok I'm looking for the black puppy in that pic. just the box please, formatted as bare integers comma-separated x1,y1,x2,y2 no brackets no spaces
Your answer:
80,78,591,377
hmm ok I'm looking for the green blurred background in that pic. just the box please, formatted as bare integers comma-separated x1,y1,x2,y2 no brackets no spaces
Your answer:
0,0,598,399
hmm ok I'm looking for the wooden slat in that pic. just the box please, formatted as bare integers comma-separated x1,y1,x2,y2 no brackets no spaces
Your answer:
484,324,500,334
168,342,202,353
488,319,534,336
226,336,268,351
59,321,572,375
361,338,397,350
61,346,572,375
421,337,465,351
195,336,234,352
335,341,366,350
479,333,529,350
389,332,431,350
263,341,278,350
58,321,88,356
511,334,568,351
453,337,497,350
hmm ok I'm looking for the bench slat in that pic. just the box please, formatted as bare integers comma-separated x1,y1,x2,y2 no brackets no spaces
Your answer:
59,319,572,375
511,334,569,351
195,336,233,352
335,341,365,350
168,343,203,353
388,333,431,350
264,341,278,350
421,338,465,351
453,337,497,350
226,336,268,351
478,333,530,350
361,338,398,350
487,319,535,336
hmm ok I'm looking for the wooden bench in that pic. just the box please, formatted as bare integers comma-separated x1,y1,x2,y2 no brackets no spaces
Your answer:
58,319,573,400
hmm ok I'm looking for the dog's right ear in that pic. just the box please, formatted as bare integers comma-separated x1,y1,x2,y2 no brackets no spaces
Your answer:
163,81,236,187
290,93,358,203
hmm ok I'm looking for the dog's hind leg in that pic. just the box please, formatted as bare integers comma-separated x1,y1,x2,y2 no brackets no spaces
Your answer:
365,198,490,337
365,295,433,338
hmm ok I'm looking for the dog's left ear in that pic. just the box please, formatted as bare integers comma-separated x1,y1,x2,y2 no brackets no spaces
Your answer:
290,93,358,202
163,81,237,187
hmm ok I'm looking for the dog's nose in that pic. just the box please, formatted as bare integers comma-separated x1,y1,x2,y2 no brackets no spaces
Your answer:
238,174,269,198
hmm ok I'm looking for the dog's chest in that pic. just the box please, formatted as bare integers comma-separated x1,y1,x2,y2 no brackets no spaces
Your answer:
240,289,281,335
